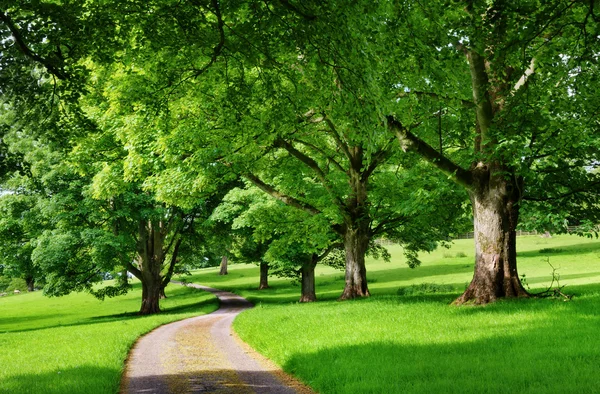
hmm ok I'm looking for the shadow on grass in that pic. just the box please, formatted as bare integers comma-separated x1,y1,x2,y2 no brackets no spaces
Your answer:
517,241,600,258
2,292,218,334
282,327,600,394
278,289,600,393
91,296,218,320
0,366,120,394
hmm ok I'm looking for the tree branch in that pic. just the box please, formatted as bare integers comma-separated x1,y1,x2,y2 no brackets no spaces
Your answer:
387,116,473,189
291,138,346,173
244,172,321,216
370,215,408,237
523,180,600,202
512,58,536,93
162,238,182,288
323,116,353,163
315,242,344,263
124,260,142,281
467,49,494,148
275,138,349,215
361,137,396,182
0,11,69,80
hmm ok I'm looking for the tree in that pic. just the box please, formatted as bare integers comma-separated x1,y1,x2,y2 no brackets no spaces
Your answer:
0,193,43,291
380,1,600,303
212,185,342,302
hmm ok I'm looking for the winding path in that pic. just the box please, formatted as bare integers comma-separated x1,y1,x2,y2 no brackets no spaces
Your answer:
121,284,311,394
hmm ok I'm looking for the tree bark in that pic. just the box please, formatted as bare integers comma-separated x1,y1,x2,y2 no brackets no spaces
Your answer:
454,166,529,304
219,255,228,275
140,272,162,314
25,276,34,292
339,224,370,300
299,256,317,303
258,262,269,290
137,219,169,314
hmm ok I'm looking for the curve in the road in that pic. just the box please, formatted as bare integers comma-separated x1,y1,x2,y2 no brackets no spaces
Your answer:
121,284,312,394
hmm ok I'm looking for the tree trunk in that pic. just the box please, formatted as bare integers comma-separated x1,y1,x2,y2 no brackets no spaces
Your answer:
258,262,269,290
159,287,167,299
137,219,169,314
219,255,228,275
299,256,317,303
25,276,34,292
140,275,162,314
339,225,370,300
455,167,529,304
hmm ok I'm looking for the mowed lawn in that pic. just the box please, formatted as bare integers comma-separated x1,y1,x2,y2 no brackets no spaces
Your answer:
0,283,218,394
184,235,600,394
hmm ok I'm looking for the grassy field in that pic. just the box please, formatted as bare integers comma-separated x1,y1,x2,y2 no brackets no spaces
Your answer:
183,235,600,394
0,282,218,394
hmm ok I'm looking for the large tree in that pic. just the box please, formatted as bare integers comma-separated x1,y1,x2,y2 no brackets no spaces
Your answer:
382,1,600,303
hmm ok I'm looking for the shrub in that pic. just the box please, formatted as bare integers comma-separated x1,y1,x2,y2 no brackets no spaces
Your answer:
0,276,11,292
455,252,467,258
397,283,455,296
6,278,27,292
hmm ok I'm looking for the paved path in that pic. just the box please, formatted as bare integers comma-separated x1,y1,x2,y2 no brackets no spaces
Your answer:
121,284,311,394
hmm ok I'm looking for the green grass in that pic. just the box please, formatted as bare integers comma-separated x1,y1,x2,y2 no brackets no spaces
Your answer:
182,234,600,394
0,282,218,394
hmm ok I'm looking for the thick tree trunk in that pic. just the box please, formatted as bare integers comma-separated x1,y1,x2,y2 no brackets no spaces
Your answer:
455,168,529,305
299,257,317,303
258,262,269,290
219,255,228,275
137,219,170,314
25,276,34,292
140,275,162,314
339,225,370,300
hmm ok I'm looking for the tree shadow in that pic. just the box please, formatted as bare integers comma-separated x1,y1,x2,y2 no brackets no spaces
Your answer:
516,241,600,258
282,320,600,393
124,369,307,394
2,297,218,334
0,366,120,394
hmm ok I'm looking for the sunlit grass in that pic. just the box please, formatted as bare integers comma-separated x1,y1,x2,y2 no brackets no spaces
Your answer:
0,282,218,394
184,234,600,303
184,234,600,393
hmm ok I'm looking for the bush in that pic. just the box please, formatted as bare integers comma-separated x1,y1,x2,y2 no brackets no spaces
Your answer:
0,276,11,292
397,283,455,296
539,248,563,254
443,251,467,259
6,278,28,292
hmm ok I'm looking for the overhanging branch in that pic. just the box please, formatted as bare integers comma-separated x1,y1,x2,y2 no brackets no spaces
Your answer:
0,11,69,80
244,172,321,216
387,116,473,189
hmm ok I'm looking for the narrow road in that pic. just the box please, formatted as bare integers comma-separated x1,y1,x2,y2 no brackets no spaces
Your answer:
121,284,311,394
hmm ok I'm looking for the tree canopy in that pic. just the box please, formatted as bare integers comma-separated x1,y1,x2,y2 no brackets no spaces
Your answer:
1,0,599,309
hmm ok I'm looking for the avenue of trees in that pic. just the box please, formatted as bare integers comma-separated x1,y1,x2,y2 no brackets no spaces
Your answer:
1,0,599,312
